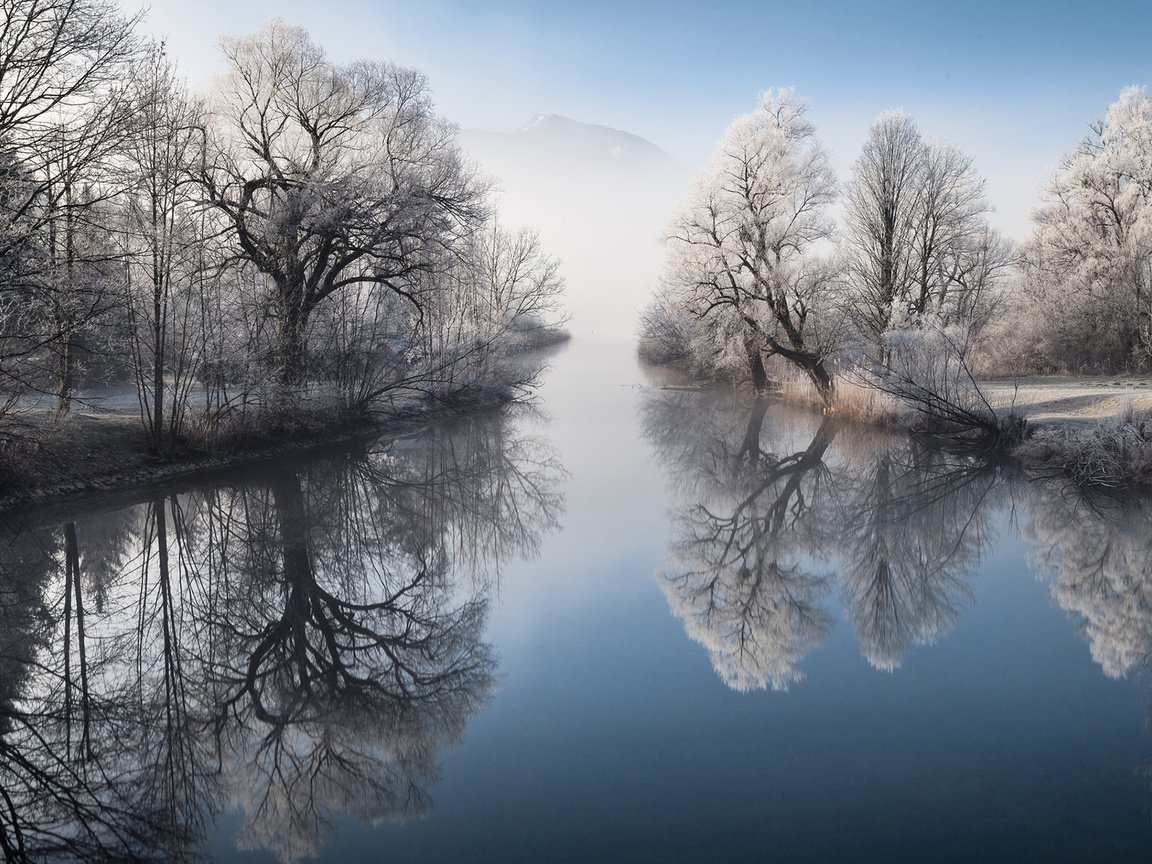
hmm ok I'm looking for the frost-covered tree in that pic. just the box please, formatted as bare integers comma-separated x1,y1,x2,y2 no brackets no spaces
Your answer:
0,0,141,410
844,112,1010,358
844,112,922,350
659,90,841,403
204,20,486,385
118,44,207,456
418,220,565,397
1021,86,1152,371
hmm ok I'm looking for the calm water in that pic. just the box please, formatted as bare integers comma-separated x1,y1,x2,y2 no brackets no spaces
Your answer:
3,337,1152,863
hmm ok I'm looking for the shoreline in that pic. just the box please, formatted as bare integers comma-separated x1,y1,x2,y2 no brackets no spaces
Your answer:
0,333,571,518
0,393,512,519
648,360,1152,489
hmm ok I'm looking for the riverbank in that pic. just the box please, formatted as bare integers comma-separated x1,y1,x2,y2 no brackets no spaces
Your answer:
982,376,1152,429
0,332,571,515
655,357,1152,489
0,388,517,516
976,377,1152,487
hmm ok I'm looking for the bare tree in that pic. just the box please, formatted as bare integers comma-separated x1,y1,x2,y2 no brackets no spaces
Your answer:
0,0,141,410
203,20,486,386
118,43,206,456
845,113,1009,358
417,219,566,398
844,111,923,354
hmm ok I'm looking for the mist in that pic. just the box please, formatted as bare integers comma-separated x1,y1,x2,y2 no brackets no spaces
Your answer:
459,115,691,340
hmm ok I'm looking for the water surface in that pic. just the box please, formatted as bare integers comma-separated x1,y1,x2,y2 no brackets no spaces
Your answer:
2,337,1152,863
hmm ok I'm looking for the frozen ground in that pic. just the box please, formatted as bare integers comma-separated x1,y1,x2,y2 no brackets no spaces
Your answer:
982,377,1152,428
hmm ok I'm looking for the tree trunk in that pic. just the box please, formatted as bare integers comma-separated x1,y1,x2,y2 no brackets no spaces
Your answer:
57,177,77,413
152,272,165,455
749,350,768,391
805,358,835,410
57,329,73,414
277,291,310,387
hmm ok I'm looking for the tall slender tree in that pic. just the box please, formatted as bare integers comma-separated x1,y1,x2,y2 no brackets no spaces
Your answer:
119,43,206,456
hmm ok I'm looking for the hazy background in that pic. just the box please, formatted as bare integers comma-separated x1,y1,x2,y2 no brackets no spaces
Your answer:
117,0,1152,337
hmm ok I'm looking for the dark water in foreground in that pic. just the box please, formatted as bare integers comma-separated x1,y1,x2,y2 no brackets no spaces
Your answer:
3,338,1152,863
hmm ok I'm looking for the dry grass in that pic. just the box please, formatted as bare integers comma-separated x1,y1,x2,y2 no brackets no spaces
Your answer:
826,375,905,425
189,395,369,454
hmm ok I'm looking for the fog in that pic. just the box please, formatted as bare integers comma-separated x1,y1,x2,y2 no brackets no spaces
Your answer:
459,115,691,340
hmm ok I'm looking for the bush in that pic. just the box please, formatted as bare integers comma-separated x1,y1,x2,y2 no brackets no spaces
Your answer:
1018,419,1152,488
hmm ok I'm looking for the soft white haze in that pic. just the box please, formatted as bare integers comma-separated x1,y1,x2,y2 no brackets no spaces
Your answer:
459,116,689,337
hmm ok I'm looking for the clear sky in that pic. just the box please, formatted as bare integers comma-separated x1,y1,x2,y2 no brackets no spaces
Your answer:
119,0,1152,239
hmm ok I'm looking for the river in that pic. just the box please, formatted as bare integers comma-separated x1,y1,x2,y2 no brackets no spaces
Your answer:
1,335,1151,863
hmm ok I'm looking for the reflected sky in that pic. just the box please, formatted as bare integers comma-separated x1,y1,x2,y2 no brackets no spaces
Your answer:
3,338,1152,862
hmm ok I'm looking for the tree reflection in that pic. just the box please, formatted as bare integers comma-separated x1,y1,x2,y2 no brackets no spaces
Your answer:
834,441,993,671
1026,490,1152,679
1022,487,1152,793
644,389,998,688
647,392,837,691
0,409,562,862
204,465,497,861
0,514,182,863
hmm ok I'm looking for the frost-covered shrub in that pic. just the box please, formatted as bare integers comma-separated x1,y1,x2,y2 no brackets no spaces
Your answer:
1018,419,1152,488
865,325,1025,449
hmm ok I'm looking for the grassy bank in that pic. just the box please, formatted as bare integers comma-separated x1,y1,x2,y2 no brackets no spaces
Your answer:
0,389,516,515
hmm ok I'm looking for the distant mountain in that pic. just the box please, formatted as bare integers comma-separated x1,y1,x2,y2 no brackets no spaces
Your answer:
459,114,684,175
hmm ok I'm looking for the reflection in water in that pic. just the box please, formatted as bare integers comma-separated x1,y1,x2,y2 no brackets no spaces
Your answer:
834,437,994,671
650,395,835,692
0,411,563,862
1026,492,1152,680
643,389,999,689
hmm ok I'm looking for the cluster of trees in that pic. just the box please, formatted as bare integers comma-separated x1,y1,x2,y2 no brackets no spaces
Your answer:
641,87,1152,411
1010,87,1152,373
0,4,565,457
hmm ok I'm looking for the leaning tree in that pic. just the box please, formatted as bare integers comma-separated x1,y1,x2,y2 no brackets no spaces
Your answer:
663,89,840,404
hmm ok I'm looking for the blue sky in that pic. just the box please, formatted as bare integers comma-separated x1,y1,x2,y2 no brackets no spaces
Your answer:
120,0,1152,238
